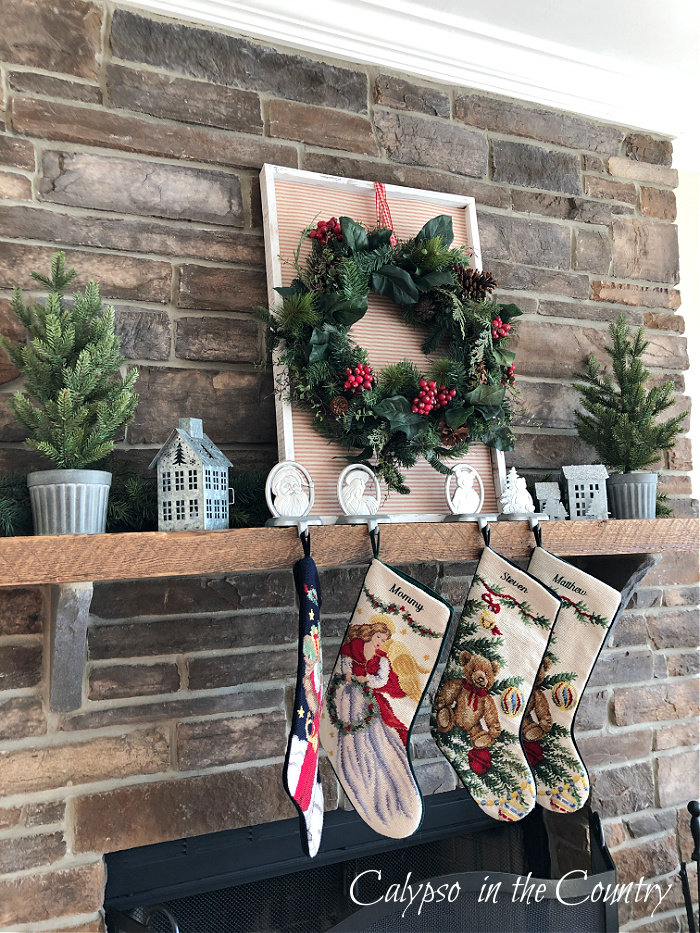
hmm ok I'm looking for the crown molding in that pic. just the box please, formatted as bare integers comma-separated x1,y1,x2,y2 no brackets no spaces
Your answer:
123,0,697,170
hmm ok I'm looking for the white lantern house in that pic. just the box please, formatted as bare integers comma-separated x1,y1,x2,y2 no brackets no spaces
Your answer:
562,465,609,521
149,418,233,531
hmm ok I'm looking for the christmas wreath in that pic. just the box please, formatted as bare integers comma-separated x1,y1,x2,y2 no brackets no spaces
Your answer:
260,213,521,493
326,673,378,734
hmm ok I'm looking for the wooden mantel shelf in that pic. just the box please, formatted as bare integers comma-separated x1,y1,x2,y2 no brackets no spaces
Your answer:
5,517,695,714
0,517,696,588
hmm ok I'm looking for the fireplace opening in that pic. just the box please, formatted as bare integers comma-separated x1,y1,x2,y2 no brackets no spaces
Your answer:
105,790,617,933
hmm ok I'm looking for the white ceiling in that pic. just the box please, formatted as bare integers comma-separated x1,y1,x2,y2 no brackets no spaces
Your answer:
425,0,698,70
128,0,700,169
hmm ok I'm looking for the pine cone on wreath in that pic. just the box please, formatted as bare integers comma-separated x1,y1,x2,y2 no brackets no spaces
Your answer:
456,267,498,302
414,294,438,322
439,419,470,448
475,360,490,385
330,396,349,417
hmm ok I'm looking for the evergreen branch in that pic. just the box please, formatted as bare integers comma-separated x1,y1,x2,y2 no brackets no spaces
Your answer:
540,671,578,691
556,592,610,626
474,574,551,628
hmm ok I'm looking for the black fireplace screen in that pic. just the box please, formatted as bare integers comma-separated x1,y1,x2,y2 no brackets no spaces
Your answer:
106,791,617,933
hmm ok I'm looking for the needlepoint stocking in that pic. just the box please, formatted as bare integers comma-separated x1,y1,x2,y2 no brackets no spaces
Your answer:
319,552,452,839
431,547,560,822
283,533,324,857
526,545,621,813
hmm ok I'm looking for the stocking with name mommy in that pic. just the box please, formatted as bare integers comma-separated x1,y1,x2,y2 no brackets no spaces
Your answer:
320,536,453,839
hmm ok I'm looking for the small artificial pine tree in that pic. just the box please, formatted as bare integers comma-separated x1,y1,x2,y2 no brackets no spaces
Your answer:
0,253,139,469
574,314,688,474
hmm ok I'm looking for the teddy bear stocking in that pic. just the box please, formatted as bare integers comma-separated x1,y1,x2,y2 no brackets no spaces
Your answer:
526,539,621,813
319,532,453,839
282,531,324,857
431,543,560,822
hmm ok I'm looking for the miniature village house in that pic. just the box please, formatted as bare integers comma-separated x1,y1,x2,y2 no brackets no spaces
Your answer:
562,464,609,520
149,418,233,531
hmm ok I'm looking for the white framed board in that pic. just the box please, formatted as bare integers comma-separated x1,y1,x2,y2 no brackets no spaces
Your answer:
260,164,506,522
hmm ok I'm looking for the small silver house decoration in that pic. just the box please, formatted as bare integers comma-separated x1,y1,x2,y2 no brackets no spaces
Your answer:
149,418,233,531
535,482,568,521
562,465,609,521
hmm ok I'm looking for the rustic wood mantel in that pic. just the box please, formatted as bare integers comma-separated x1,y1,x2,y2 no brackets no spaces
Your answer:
0,517,696,588
1,518,696,714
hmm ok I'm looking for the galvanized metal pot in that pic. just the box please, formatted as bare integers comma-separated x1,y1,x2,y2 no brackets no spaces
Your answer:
606,471,657,520
27,469,112,535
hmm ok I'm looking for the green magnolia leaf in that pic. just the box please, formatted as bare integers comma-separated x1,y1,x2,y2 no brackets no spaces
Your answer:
317,293,368,327
499,303,523,323
275,279,308,298
464,384,506,408
445,405,474,429
306,327,332,364
371,265,420,305
464,384,506,419
333,298,368,327
484,426,515,451
415,270,454,292
491,347,516,367
344,446,375,463
367,229,394,250
416,215,454,246
340,216,369,254
374,395,426,440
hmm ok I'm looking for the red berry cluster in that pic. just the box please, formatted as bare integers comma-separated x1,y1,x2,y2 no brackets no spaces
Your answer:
309,217,343,246
491,316,511,340
502,364,516,386
412,380,456,415
344,364,374,395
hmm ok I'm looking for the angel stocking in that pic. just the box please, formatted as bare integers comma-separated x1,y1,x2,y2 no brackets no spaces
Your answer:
320,547,452,839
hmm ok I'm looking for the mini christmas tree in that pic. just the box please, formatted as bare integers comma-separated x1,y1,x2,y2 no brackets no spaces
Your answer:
574,314,687,474
0,253,139,470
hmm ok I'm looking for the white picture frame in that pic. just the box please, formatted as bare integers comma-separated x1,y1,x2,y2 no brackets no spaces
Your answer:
260,164,506,523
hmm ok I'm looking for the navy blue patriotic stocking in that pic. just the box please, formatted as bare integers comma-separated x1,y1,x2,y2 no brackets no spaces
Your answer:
283,532,324,856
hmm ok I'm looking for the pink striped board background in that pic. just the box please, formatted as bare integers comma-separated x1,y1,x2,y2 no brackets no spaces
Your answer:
267,172,501,519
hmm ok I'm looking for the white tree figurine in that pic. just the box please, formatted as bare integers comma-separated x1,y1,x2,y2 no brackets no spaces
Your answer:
500,467,535,515
586,487,609,520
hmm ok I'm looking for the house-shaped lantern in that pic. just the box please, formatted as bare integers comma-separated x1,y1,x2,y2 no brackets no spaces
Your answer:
562,465,609,521
149,418,233,531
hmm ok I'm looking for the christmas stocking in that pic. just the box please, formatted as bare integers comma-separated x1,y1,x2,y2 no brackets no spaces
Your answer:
319,535,453,839
526,542,621,813
282,532,324,857
431,544,560,822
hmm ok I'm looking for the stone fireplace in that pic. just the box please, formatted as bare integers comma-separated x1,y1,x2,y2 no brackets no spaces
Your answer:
1,547,697,931
0,1,697,931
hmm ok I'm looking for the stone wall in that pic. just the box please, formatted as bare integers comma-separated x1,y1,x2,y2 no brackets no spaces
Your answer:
0,1,697,931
